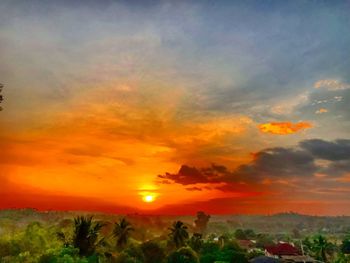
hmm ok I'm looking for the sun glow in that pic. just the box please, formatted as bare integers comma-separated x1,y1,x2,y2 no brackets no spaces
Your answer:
143,195,155,203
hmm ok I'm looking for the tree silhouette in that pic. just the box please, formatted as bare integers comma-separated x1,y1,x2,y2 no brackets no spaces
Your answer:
168,221,189,249
72,216,105,256
113,217,134,249
189,233,203,252
194,211,210,235
0,83,3,111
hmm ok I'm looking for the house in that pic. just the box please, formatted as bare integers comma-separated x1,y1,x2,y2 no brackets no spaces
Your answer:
265,243,301,257
264,243,319,263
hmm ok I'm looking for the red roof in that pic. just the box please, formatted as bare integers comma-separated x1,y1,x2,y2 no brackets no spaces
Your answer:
265,243,300,256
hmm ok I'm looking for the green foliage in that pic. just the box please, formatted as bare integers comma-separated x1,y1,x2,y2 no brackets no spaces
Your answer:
246,249,264,260
72,216,105,257
168,247,199,263
189,233,204,252
255,233,274,248
113,217,134,249
234,229,256,240
199,240,247,263
0,220,62,261
2,211,350,263
115,251,143,263
217,250,247,263
340,234,350,254
334,252,350,263
123,243,145,262
308,234,335,263
168,221,189,249
140,240,166,263
218,241,248,263
38,246,83,263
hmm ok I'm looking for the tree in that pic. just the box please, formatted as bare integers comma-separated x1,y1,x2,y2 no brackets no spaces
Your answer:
168,221,189,249
0,83,3,111
219,241,248,263
234,229,247,240
189,233,203,252
167,247,199,263
255,233,274,248
234,229,256,240
140,241,166,263
200,241,220,258
334,252,350,263
194,211,210,236
115,251,142,263
341,234,350,254
113,217,134,249
72,216,105,257
123,244,145,262
311,235,334,263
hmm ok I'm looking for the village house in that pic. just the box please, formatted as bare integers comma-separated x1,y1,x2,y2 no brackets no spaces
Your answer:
263,242,318,263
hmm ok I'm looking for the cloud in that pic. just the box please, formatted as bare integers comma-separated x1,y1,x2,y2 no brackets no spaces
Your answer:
258,122,312,135
158,148,316,190
315,108,328,114
235,147,317,178
299,139,350,161
314,79,350,91
185,186,202,191
158,164,220,185
158,139,350,193
289,78,350,126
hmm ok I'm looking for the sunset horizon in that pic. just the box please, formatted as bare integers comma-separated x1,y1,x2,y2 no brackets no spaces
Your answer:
1,0,350,217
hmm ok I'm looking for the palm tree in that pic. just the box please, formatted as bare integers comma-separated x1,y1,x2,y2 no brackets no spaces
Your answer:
72,216,105,256
113,217,134,249
311,235,334,263
168,221,189,248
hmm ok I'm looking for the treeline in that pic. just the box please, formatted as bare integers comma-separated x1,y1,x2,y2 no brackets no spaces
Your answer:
1,211,350,262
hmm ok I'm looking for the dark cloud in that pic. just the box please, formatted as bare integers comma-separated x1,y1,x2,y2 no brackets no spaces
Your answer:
321,160,350,177
235,147,316,179
158,165,207,185
158,164,225,185
185,186,202,191
158,139,350,192
300,139,350,161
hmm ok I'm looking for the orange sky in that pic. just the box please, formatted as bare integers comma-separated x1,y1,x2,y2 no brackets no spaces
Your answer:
1,0,350,215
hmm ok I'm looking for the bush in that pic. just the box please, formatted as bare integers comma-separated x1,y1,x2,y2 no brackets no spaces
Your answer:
168,247,199,263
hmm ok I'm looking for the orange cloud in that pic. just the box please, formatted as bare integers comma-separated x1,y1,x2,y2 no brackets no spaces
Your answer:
258,122,312,135
315,108,328,114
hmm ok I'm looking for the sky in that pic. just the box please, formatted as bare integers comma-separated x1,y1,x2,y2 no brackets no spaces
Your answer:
1,0,350,215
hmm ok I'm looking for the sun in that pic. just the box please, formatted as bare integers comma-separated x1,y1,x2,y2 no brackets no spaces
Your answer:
142,195,155,203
